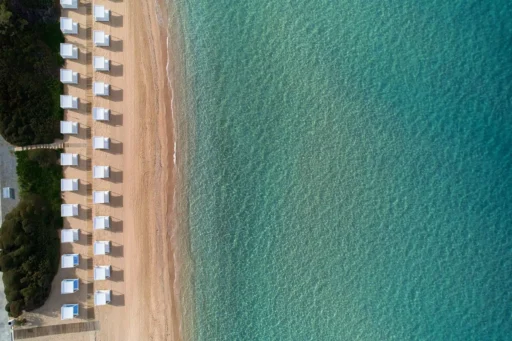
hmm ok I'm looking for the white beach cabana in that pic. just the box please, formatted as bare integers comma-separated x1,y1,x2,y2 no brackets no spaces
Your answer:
94,265,111,280
60,17,78,34
93,165,110,179
60,69,78,84
60,95,78,109
93,107,110,121
60,121,78,134
61,279,79,294
93,241,111,255
93,136,110,150
2,187,14,199
93,82,110,96
93,56,110,71
93,30,110,47
61,204,79,217
60,0,78,9
94,290,111,306
61,179,79,191
93,5,110,22
61,153,79,166
61,254,79,268
61,304,79,320
61,229,79,243
93,191,110,204
94,216,110,229
60,43,78,59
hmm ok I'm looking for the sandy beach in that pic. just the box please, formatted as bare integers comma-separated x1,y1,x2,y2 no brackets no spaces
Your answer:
15,0,184,340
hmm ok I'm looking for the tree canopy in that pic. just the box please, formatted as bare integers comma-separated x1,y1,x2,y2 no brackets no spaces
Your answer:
0,195,60,317
0,0,63,146
0,149,62,317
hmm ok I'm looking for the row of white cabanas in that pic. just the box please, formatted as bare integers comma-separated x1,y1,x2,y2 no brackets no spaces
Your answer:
58,0,116,321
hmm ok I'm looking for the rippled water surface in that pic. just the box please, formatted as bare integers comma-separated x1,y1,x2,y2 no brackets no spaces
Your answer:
173,0,512,339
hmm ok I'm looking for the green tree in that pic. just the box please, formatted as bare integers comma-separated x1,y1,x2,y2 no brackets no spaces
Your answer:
0,195,60,317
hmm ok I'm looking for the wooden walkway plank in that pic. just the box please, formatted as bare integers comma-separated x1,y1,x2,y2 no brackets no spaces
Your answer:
13,321,99,339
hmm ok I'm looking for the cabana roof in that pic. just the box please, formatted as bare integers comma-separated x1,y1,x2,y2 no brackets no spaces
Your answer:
60,43,78,59
60,69,78,84
94,265,111,280
61,153,78,166
93,191,110,204
61,279,79,294
61,179,79,191
93,136,110,150
94,216,110,229
93,165,110,179
93,5,110,21
60,121,78,134
61,229,79,243
61,254,79,268
61,304,79,320
93,82,110,96
60,0,78,9
61,204,79,217
94,290,111,306
93,30,110,46
2,187,14,199
93,56,110,71
93,241,111,255
93,107,110,121
60,17,78,34
60,95,78,109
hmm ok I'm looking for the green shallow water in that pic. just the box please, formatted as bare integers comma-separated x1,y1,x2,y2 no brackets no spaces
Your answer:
172,0,512,339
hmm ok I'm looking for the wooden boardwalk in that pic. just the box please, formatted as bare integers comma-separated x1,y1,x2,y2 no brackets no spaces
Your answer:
13,321,99,339
12,142,88,152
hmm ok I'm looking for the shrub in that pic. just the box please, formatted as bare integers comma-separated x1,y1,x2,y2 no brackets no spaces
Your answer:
16,149,63,215
0,0,63,146
0,195,60,317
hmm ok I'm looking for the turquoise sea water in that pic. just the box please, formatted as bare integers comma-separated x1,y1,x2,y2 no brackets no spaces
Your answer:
173,0,512,339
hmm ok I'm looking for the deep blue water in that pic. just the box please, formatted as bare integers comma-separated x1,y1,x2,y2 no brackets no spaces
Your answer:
174,0,512,339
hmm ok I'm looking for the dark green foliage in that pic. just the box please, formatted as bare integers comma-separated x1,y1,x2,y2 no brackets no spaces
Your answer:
0,149,62,317
0,195,60,317
0,0,63,146
16,149,63,214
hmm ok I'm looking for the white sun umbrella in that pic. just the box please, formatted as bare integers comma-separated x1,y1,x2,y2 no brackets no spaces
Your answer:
93,56,110,71
93,107,110,121
93,241,111,255
94,265,111,281
60,17,78,34
61,279,79,294
93,5,110,22
61,304,79,320
60,0,78,9
94,290,111,306
60,121,78,134
93,30,110,47
61,229,79,243
60,69,78,84
61,254,79,268
60,95,78,109
93,82,110,96
94,216,110,229
93,165,110,178
61,179,79,191
60,43,78,59
61,204,79,217
93,137,110,150
60,153,78,166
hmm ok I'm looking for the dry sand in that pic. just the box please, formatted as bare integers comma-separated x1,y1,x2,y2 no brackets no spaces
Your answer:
17,0,184,340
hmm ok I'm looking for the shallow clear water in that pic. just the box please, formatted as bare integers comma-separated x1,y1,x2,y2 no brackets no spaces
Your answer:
175,0,512,339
